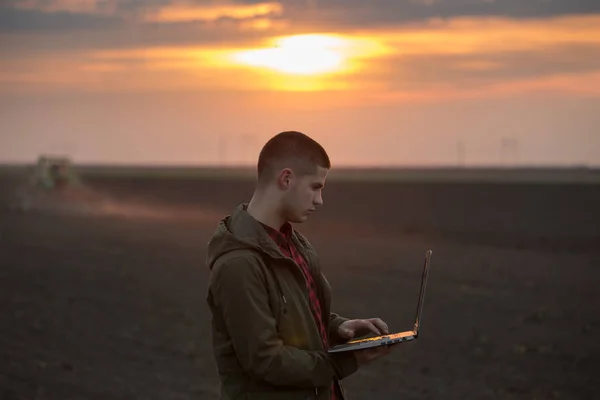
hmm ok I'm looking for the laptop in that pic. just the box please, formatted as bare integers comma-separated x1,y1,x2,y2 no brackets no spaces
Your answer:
328,250,433,354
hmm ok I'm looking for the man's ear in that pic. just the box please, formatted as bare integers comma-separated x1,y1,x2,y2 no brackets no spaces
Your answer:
277,168,293,189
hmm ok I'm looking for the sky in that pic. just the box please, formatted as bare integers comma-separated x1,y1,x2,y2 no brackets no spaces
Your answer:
1,0,600,167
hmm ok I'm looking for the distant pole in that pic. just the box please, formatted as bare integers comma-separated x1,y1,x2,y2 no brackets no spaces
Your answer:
218,135,227,166
457,140,466,167
251,134,258,161
241,134,250,166
502,137,519,167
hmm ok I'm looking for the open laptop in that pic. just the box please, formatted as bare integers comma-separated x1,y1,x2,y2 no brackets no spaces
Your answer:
328,250,433,354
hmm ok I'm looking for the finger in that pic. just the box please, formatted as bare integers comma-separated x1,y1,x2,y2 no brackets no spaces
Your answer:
339,327,354,339
368,318,389,334
365,346,391,359
360,319,387,335
375,346,392,357
360,320,382,335
373,318,388,334
362,348,380,360
358,347,378,356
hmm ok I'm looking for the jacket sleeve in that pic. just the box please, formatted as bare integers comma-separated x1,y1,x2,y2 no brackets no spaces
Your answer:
209,256,358,388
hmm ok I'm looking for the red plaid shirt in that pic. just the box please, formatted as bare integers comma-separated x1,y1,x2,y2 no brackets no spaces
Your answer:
262,222,340,400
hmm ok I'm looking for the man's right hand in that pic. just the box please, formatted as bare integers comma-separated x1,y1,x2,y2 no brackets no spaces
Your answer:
353,345,393,366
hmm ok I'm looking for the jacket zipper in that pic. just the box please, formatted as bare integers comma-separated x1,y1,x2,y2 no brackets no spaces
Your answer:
269,266,288,304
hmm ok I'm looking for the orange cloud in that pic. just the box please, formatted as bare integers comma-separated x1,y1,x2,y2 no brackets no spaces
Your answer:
361,71,600,106
360,14,600,57
3,13,600,103
13,0,283,25
143,2,283,23
238,17,288,31
82,33,388,91
14,0,115,14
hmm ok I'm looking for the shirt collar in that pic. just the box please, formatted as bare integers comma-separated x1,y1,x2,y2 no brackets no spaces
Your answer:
261,221,293,246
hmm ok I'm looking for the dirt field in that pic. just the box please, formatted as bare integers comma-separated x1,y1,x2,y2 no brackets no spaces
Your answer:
1,171,599,399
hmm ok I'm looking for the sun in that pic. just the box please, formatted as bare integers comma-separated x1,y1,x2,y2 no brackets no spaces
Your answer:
231,34,351,75
216,33,389,90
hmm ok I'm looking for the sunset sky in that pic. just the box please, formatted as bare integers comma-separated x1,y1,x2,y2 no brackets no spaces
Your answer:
1,0,600,167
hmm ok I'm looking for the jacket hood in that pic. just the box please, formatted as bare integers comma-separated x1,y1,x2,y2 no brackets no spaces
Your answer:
206,203,283,270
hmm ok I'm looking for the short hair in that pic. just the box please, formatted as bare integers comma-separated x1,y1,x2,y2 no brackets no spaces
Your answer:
257,131,331,184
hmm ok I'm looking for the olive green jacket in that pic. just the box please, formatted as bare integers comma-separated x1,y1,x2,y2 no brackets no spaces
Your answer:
206,204,358,399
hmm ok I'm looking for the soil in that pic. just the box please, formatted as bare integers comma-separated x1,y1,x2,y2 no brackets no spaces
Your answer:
1,173,599,399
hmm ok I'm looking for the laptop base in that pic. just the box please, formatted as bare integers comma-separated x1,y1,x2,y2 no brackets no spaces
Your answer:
328,331,417,353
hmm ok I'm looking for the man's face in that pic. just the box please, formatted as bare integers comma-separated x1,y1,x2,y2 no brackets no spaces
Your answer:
281,166,328,224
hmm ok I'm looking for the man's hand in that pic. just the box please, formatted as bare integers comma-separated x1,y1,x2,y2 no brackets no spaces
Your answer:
337,318,394,366
353,345,393,366
337,318,389,340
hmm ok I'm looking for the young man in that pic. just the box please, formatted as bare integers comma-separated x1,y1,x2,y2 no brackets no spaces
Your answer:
206,131,393,399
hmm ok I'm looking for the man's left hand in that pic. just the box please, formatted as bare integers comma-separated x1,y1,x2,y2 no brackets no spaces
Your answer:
337,318,389,340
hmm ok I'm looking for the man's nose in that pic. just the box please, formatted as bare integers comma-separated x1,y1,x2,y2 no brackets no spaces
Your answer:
314,192,324,206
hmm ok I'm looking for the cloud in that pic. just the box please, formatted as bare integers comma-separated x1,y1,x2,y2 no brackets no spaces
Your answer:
3,0,600,35
142,1,283,23
0,1,285,32
334,0,599,18
273,0,600,30
369,44,600,104
361,71,600,106
3,14,600,102
12,0,117,14
2,3,600,106
0,7,121,32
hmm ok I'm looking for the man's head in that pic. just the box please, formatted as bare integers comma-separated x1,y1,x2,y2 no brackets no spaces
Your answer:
256,131,331,223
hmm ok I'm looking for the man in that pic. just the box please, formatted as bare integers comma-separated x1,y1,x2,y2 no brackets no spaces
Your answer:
206,131,392,399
